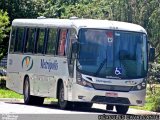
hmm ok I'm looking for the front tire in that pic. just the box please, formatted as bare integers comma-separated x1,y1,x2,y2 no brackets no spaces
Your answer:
58,83,71,109
115,105,129,114
23,77,44,105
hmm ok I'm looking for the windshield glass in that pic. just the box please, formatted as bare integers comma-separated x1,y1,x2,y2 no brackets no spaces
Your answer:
77,29,147,79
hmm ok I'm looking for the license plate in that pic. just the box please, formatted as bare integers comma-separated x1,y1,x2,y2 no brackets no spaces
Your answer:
105,92,118,97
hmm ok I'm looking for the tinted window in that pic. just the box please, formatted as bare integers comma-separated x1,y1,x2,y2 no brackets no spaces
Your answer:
9,27,16,53
78,29,147,79
46,28,57,55
25,28,35,53
36,28,45,53
14,27,24,52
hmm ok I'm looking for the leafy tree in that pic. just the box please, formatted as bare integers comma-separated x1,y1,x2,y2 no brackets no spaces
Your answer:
0,10,9,59
0,0,45,21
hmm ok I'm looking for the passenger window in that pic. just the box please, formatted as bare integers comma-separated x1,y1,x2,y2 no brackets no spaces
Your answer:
14,27,24,52
46,28,57,55
37,28,45,54
25,28,35,53
9,27,16,53
58,29,67,56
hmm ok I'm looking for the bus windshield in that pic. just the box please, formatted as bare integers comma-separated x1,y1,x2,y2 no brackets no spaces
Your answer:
77,28,148,79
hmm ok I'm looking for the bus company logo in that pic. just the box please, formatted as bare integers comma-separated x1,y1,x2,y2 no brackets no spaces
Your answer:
40,59,58,72
22,56,33,71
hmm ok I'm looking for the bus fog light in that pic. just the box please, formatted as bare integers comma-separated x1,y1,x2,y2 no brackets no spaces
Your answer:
83,81,87,86
142,82,146,87
136,100,142,104
77,78,82,82
137,85,141,90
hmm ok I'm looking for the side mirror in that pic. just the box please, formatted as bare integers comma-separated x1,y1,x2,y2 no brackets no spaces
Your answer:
70,35,78,40
149,48,155,62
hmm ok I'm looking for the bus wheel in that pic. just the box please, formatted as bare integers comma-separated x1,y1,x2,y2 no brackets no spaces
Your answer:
58,83,71,109
23,77,33,105
115,105,129,114
23,77,44,105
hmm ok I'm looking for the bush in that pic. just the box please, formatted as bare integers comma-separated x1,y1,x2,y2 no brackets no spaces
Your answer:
150,89,160,112
145,63,160,112
0,10,10,60
0,78,6,89
147,63,160,94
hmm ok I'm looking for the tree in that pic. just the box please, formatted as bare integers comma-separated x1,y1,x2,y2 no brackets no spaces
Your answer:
0,10,10,59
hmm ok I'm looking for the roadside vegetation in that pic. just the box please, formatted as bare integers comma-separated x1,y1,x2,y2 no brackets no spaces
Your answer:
0,88,23,99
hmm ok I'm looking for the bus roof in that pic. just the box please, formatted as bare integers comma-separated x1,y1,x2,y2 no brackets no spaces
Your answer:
12,18,147,34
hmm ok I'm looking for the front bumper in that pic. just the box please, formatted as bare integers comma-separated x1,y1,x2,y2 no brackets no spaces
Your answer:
71,84,146,106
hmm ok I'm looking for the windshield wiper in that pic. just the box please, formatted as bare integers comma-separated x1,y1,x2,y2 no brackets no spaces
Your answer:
94,58,107,76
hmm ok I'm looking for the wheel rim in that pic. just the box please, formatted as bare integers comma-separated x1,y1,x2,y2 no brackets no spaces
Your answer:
24,81,29,102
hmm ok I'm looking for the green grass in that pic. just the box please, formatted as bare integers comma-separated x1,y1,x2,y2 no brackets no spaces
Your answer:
45,98,58,103
130,98,154,111
0,88,23,99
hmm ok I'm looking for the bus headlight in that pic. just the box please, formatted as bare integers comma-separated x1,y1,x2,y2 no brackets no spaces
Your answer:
137,85,142,90
76,71,93,88
131,79,146,91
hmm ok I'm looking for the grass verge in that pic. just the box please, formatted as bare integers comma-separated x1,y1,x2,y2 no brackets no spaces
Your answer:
0,88,23,99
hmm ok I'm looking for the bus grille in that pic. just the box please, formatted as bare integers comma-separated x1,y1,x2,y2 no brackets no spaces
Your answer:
92,83,132,92
91,96,130,105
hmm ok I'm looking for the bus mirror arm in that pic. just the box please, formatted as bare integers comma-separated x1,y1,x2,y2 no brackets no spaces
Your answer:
149,47,155,62
72,42,79,54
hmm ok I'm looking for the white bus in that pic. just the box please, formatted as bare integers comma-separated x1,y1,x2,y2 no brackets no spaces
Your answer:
7,18,155,114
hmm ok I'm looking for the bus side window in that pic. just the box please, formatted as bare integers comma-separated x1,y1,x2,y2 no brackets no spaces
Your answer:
14,27,24,52
46,28,57,55
58,29,67,56
24,28,35,53
9,27,16,53
36,28,45,54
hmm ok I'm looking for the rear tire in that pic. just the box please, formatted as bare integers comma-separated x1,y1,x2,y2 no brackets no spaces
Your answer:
115,105,129,114
23,77,44,105
58,83,71,109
